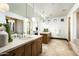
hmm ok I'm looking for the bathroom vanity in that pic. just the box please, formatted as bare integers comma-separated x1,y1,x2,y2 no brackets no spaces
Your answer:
0,35,42,56
40,32,51,44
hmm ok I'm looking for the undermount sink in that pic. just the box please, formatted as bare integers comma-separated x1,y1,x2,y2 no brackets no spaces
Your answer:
20,35,34,40
25,36,33,39
11,34,34,40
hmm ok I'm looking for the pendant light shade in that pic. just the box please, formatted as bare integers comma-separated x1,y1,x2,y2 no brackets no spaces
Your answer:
0,3,9,12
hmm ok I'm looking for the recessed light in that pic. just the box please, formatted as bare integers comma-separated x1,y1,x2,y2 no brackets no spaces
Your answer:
62,9,67,12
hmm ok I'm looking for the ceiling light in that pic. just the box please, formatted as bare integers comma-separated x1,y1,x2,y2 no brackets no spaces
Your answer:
8,20,15,23
25,18,29,22
0,3,9,12
62,9,67,12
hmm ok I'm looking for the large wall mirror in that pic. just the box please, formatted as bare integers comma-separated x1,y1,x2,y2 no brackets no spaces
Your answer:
6,16,24,34
6,16,16,34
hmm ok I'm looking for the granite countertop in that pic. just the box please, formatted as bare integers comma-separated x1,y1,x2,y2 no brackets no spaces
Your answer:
0,35,42,55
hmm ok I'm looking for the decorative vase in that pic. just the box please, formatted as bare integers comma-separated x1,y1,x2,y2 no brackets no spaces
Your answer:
0,26,8,47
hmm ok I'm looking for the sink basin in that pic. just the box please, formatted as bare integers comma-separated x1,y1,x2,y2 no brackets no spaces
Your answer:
11,34,35,40
25,36,33,39
26,36,33,38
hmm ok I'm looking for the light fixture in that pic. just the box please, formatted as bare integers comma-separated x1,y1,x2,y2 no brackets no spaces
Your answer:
8,20,15,23
0,3,9,12
31,3,36,22
25,18,29,22
62,8,67,12
32,17,36,22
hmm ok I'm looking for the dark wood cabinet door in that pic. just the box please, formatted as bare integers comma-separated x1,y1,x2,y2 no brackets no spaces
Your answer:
31,40,37,56
37,38,42,55
8,37,42,56
31,38,42,56
9,46,25,56
40,33,51,44
25,43,32,56
43,34,48,44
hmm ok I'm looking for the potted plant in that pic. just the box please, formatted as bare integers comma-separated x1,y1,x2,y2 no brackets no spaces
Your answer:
43,28,48,32
3,24,13,42
0,23,2,27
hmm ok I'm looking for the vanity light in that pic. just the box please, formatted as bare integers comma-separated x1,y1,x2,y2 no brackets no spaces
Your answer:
25,18,29,22
0,3,9,12
32,17,36,22
8,20,15,23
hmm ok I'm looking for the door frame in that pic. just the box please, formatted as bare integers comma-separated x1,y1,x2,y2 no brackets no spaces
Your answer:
68,17,71,41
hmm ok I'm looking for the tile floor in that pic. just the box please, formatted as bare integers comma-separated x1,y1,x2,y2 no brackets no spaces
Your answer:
40,39,77,56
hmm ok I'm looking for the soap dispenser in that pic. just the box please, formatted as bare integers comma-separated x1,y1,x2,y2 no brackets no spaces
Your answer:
0,25,8,47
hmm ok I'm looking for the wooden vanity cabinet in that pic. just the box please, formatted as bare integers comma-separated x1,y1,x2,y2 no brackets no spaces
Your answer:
31,40,37,56
9,45,25,56
24,42,32,56
31,37,42,56
37,38,42,55
9,43,32,56
8,37,42,56
40,32,51,44
43,34,49,44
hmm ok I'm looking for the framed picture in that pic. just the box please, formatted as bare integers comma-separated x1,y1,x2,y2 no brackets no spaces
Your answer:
61,18,64,22
53,19,57,22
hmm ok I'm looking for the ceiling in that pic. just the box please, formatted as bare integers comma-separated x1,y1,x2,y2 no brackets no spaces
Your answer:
8,3,74,19
9,3,27,17
32,3,74,19
9,3,38,18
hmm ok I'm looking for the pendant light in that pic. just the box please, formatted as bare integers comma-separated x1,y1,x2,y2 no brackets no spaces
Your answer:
32,3,36,21
0,3,9,12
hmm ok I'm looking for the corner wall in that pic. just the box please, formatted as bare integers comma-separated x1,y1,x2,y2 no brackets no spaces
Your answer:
67,3,79,41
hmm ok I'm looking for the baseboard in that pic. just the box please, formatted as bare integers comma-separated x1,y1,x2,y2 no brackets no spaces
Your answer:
50,37,67,40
